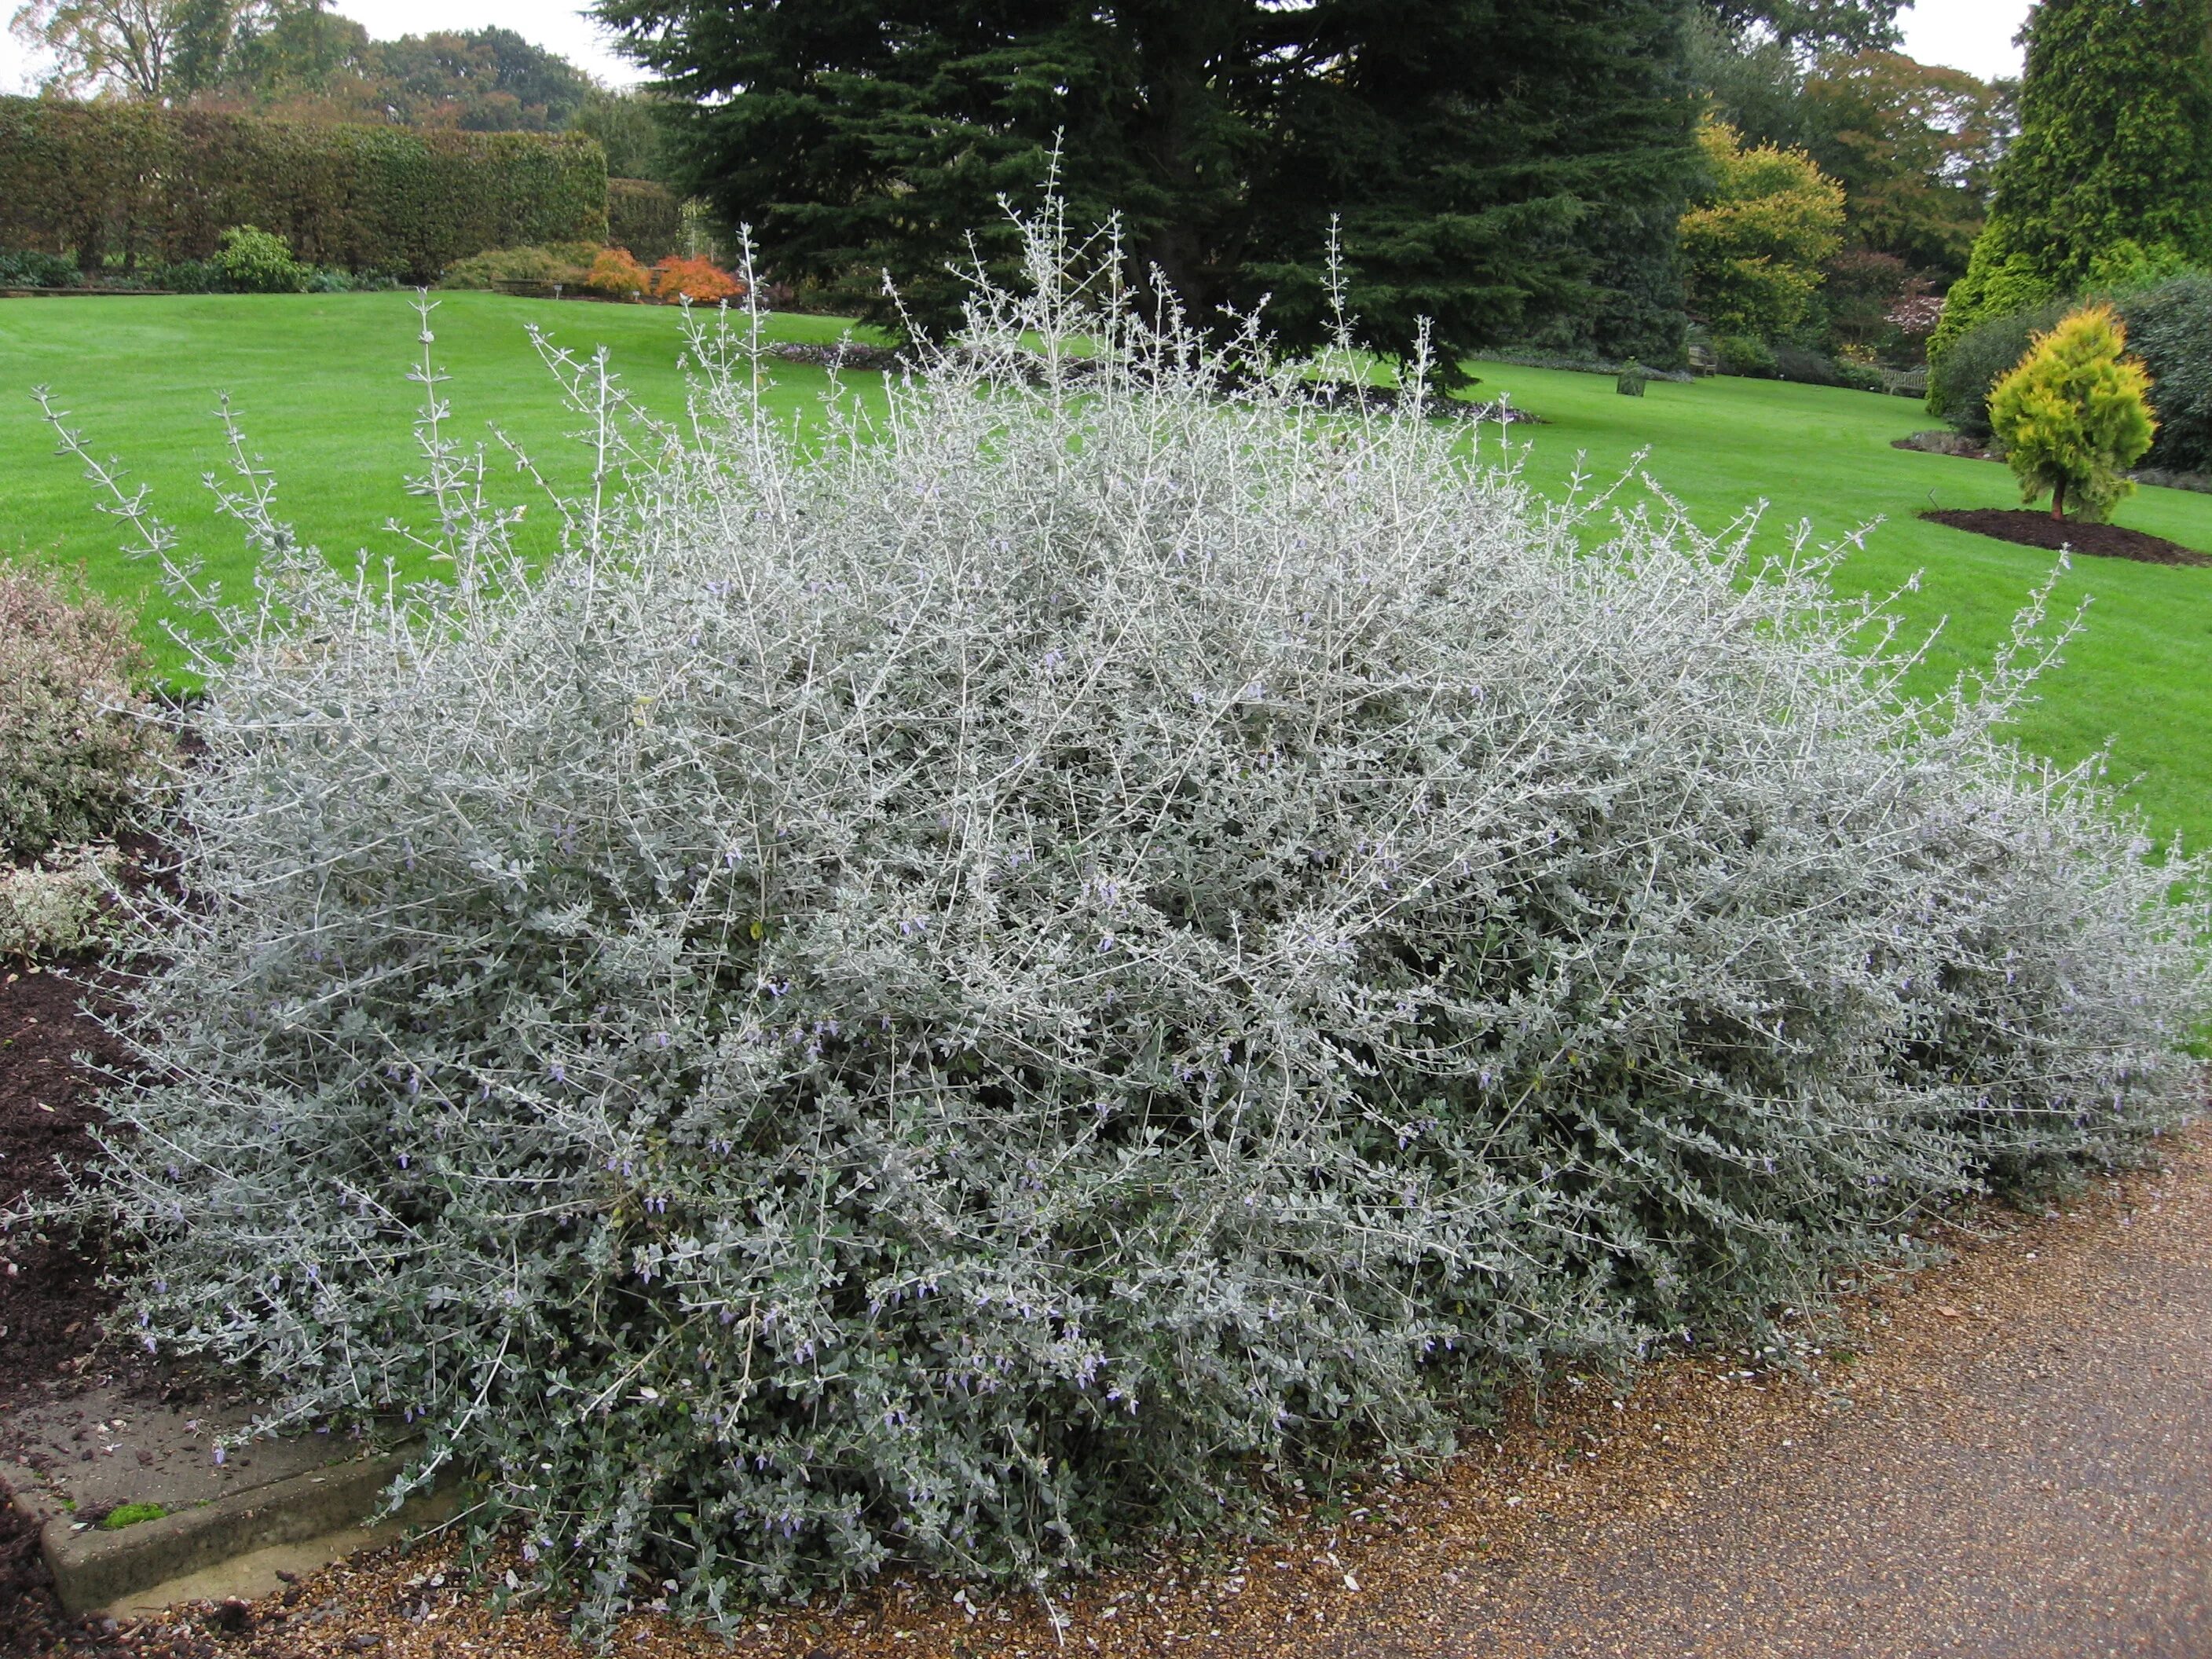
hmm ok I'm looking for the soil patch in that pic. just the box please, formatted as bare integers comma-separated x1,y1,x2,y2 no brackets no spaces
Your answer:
0,961,129,1411
1921,507,2212,567
0,954,240,1658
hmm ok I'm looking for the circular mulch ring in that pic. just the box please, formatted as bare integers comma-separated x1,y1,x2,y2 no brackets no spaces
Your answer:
1921,507,2212,568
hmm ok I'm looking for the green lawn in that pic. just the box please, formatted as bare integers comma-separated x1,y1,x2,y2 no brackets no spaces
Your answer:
0,289,864,641
2,291,2207,844
1460,361,2212,847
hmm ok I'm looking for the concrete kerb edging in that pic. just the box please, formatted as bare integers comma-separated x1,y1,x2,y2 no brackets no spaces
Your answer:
28,1445,449,1617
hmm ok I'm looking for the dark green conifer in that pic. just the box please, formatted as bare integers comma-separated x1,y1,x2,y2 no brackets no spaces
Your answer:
1932,0,2212,357
597,0,1701,379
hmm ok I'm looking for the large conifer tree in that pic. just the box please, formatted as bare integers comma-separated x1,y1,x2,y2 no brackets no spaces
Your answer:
1932,0,2212,357
596,0,1700,378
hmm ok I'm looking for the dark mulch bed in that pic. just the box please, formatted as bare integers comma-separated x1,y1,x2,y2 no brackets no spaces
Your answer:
0,949,242,1657
1921,508,2212,568
0,961,128,1412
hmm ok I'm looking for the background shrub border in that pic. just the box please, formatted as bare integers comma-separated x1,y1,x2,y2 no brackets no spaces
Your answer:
0,97,607,284
1931,274,2212,476
607,178,683,266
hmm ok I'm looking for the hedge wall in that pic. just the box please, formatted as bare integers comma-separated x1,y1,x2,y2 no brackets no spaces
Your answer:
0,98,607,282
606,178,682,265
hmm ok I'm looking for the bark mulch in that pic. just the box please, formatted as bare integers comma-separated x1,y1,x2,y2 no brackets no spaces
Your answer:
0,959,222,1659
1922,507,2212,567
0,963,127,1412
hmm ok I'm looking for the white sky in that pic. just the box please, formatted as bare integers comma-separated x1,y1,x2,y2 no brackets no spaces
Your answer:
2,1,2034,103
0,2,644,94
1898,0,2032,83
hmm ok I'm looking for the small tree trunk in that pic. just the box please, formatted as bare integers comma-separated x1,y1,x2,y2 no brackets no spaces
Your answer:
2053,478,2067,521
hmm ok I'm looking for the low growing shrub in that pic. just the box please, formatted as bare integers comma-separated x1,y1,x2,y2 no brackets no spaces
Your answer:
2114,273,2212,476
650,255,742,305
586,245,650,298
212,226,309,295
1829,346,1887,394
1713,333,1778,377
437,243,602,291
1927,298,2074,441
142,258,222,295
1771,344,1845,387
0,845,119,962
304,268,395,295
0,247,79,288
42,213,2207,1628
0,561,167,859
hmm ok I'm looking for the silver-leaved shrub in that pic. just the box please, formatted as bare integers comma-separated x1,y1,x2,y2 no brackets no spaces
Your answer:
53,211,2207,1624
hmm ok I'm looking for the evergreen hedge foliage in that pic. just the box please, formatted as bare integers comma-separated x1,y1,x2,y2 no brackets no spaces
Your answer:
2116,274,2212,478
0,97,607,282
1927,298,2074,442
607,178,683,265
35,211,2207,1629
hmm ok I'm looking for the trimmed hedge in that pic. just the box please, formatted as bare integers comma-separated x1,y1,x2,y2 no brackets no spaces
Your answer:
0,97,607,283
607,178,682,264
434,243,602,291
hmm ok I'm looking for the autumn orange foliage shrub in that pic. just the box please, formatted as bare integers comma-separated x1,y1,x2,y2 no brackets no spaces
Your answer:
651,255,744,305
585,247,650,299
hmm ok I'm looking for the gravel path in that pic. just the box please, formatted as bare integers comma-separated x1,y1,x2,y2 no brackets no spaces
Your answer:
7,1122,2207,1659
1321,1125,2212,1659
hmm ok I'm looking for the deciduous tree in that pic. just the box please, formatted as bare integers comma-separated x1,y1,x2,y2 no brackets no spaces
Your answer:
1799,50,2009,279
9,0,347,102
10,0,195,98
1705,0,1903,53
1678,116,1844,338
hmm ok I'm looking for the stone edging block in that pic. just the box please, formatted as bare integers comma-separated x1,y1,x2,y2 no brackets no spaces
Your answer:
27,1447,431,1616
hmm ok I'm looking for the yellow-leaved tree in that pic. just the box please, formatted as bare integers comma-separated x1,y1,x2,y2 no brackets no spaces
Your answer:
1987,303,2158,522
1678,119,1845,342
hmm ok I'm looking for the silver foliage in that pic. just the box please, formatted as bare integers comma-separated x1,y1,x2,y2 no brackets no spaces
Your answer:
42,207,2208,1623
